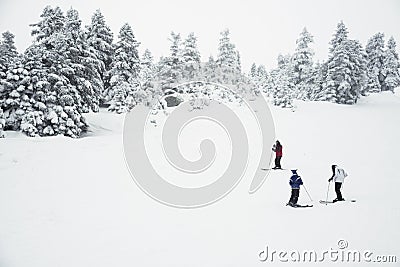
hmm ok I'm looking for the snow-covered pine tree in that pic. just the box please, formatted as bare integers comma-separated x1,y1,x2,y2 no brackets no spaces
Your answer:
217,29,238,83
140,49,155,86
329,21,348,55
1,8,60,135
257,65,267,80
86,9,114,102
320,21,349,103
217,29,236,69
381,36,400,92
235,50,242,74
272,54,294,108
291,27,315,100
324,38,367,104
365,33,385,93
17,44,49,136
310,61,328,100
108,23,141,113
337,39,367,104
249,64,267,95
155,56,167,83
139,49,160,106
250,63,257,78
159,32,183,91
0,31,18,72
2,61,36,133
265,68,278,96
182,32,201,80
63,8,102,112
255,64,268,93
203,55,217,82
30,5,65,42
26,5,87,137
0,31,19,118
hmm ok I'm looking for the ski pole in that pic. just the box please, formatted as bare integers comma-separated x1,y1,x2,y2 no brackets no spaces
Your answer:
325,181,331,205
267,150,274,169
302,184,313,202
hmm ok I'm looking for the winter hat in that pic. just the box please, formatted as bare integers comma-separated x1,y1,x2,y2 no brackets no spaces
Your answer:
291,169,297,174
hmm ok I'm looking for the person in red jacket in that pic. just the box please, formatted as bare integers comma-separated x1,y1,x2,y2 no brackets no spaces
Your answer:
272,140,283,169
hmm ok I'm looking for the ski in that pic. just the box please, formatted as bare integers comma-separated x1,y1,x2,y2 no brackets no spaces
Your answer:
286,203,313,208
319,199,356,204
261,168,286,171
294,204,313,208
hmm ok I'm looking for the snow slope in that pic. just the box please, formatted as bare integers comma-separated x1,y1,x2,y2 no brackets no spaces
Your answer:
0,92,400,266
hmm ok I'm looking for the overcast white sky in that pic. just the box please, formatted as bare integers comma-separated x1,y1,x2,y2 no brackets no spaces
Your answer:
0,0,399,70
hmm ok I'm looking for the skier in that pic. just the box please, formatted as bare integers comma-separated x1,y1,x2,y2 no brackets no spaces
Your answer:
287,169,303,207
328,165,348,202
272,140,283,169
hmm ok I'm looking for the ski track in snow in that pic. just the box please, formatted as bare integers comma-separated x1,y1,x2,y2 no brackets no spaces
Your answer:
0,92,400,266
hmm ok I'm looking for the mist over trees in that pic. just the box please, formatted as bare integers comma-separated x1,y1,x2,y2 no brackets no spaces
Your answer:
0,6,399,137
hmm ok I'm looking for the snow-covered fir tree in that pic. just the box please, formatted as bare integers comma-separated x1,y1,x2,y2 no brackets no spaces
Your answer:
159,32,183,90
235,50,242,74
15,45,48,136
264,68,277,96
217,29,236,69
182,32,201,79
381,36,400,92
108,23,141,113
0,31,18,72
0,6,89,137
256,65,268,93
203,55,217,82
140,49,155,86
271,54,294,108
319,22,349,103
250,63,257,78
0,31,19,116
216,29,240,83
86,9,114,102
329,21,348,55
1,60,35,133
310,61,328,100
315,22,368,104
291,27,315,100
26,6,88,137
257,65,267,80
30,5,65,42
338,39,367,103
249,63,267,95
139,49,160,106
365,33,385,93
63,8,103,112
323,37,367,104
216,29,243,84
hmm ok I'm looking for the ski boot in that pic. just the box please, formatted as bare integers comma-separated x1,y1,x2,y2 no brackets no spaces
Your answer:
333,198,345,203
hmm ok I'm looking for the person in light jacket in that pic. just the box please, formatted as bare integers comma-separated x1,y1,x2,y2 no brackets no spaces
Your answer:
328,165,348,202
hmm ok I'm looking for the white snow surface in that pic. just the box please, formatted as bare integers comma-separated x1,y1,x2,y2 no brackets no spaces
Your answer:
1,91,400,266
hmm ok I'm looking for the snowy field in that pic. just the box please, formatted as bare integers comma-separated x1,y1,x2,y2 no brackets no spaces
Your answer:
1,91,400,266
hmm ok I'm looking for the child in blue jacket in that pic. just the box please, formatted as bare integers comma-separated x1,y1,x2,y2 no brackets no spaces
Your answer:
288,169,303,207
